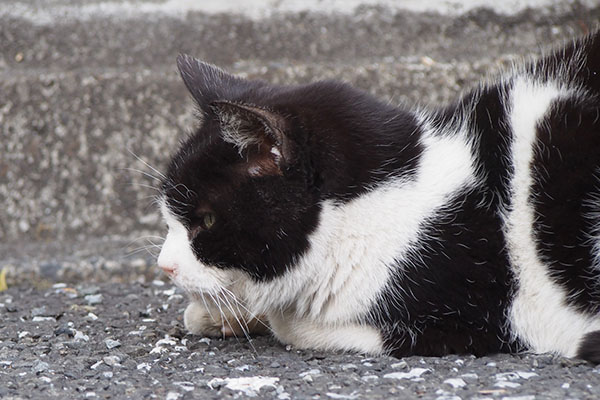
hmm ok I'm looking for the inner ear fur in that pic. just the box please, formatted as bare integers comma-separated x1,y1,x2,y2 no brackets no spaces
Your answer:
212,101,291,177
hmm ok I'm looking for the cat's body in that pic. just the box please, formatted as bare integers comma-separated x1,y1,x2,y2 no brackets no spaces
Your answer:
157,31,600,362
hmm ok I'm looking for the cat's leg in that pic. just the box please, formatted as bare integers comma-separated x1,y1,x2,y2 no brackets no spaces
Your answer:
184,300,269,337
268,313,384,354
577,331,600,363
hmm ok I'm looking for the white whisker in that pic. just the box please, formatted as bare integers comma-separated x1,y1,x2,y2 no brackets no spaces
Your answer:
123,167,163,182
127,148,167,180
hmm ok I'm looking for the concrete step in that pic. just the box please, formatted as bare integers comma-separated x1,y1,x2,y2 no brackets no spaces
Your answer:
1,4,595,71
1,0,598,282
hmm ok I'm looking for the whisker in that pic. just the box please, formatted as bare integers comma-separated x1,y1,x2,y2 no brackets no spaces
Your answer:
219,289,257,353
126,182,161,192
127,148,167,180
220,289,252,334
221,288,274,335
207,292,226,336
125,244,161,254
122,167,163,182
200,293,218,324
209,292,240,343
120,246,159,259
125,235,165,245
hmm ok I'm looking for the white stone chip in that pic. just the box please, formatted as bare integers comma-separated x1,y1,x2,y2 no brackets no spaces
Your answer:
384,367,431,380
102,356,121,367
165,392,181,400
104,338,121,349
86,312,99,321
74,330,89,342
32,317,56,322
361,375,379,382
391,361,408,369
444,378,467,388
326,391,360,399
515,371,538,379
299,369,321,377
156,336,177,346
150,346,168,355
137,363,152,372
174,382,194,392
208,376,279,397
90,361,103,370
85,294,103,305
494,381,521,388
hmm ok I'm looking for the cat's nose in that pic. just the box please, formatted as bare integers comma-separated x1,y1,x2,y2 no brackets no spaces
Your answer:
159,264,177,277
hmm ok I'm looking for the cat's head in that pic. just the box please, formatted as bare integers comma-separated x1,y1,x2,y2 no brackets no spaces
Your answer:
157,56,323,296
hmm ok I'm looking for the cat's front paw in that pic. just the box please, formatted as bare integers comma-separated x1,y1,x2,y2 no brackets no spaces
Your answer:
184,301,224,337
183,301,270,338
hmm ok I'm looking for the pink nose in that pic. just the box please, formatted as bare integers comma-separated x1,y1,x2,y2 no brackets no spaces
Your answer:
160,264,177,276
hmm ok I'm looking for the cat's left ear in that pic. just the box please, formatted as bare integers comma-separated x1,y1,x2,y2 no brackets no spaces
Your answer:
176,54,240,112
212,101,291,177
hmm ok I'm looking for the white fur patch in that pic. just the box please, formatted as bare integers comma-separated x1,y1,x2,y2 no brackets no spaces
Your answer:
505,78,600,357
268,312,384,354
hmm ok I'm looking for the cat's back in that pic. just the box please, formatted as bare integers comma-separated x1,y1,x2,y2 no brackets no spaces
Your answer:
474,30,600,358
377,31,600,359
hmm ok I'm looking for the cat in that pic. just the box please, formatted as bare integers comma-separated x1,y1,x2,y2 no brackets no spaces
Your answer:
157,30,600,363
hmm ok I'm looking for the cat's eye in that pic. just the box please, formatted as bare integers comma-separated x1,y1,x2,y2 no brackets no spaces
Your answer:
200,212,216,230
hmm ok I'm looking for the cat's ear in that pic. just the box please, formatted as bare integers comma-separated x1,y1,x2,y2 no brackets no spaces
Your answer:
212,100,291,177
176,54,239,111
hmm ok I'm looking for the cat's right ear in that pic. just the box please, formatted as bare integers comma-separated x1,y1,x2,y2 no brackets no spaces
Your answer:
176,55,240,112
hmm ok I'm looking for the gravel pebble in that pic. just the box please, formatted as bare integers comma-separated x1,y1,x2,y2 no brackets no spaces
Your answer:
85,294,103,305
104,339,121,349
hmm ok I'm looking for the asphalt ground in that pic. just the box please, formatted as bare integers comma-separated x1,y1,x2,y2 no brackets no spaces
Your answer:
2,281,600,399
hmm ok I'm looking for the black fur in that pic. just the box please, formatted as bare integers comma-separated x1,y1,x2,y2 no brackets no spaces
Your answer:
532,96,600,313
578,330,600,363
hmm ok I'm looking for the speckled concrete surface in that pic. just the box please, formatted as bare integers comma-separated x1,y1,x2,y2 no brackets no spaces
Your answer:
2,1,600,398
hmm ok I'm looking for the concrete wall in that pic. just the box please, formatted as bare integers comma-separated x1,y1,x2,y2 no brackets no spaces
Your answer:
1,0,598,281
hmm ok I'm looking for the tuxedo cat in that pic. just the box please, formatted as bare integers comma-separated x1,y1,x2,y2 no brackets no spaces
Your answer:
157,31,600,362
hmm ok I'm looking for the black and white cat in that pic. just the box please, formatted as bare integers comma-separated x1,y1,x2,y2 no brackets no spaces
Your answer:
157,31,600,362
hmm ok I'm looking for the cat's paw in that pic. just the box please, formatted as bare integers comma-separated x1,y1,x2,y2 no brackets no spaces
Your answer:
183,301,270,338
183,301,224,337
